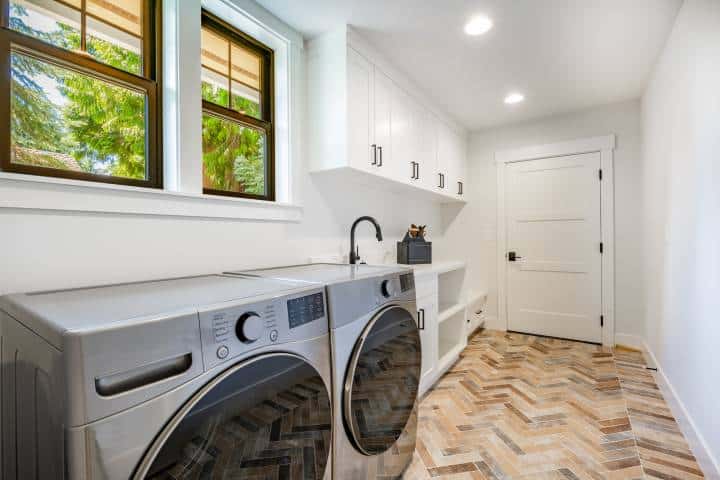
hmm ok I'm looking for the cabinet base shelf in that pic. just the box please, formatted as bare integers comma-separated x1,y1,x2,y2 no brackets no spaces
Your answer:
309,167,466,204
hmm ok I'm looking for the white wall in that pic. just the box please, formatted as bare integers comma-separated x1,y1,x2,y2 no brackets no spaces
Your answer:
641,0,720,471
443,100,643,336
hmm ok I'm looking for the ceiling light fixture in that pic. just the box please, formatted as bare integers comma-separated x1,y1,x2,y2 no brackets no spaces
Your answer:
504,93,525,105
464,15,493,36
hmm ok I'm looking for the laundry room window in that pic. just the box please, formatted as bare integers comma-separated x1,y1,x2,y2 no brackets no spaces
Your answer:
200,10,275,201
0,0,162,187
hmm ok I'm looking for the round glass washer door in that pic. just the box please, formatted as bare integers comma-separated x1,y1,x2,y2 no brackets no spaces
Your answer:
344,305,422,456
135,353,332,479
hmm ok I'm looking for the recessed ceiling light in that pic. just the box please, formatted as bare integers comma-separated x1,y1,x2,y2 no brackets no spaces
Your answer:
504,93,525,105
464,15,493,36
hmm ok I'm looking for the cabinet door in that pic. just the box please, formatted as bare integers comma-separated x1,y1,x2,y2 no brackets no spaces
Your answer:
436,121,454,195
347,47,375,173
373,66,393,174
417,295,438,395
418,110,438,191
391,84,418,183
450,130,467,198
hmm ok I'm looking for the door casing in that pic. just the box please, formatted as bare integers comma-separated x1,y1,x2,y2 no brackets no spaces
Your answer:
496,135,616,346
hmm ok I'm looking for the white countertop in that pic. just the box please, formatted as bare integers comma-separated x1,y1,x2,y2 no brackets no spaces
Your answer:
383,260,466,277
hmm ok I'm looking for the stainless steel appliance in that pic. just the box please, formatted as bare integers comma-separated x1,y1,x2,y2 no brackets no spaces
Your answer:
0,275,333,479
229,264,421,479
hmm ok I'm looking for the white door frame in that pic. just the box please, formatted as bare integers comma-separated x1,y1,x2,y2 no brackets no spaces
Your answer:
496,135,616,346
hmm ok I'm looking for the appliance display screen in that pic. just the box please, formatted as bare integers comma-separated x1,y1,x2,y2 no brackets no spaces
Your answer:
400,273,414,292
287,293,325,329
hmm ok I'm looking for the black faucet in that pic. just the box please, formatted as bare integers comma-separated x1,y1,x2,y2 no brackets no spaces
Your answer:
349,216,383,264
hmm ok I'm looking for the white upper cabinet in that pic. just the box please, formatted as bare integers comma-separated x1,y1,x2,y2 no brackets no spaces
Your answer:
391,82,418,183
307,26,467,203
346,48,374,173
436,121,467,200
418,109,439,191
373,67,393,174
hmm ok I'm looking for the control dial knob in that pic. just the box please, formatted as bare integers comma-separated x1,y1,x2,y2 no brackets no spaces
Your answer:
381,279,398,298
236,312,263,343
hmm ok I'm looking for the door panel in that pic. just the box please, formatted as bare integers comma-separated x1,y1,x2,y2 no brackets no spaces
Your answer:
391,84,416,183
373,67,393,174
347,47,374,173
506,153,602,343
419,110,438,191
417,295,437,395
136,354,332,479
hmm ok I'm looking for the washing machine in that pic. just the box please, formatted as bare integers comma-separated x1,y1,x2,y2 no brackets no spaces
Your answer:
0,274,333,479
229,264,421,479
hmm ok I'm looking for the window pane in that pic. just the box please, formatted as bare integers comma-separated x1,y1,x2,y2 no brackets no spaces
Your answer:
201,27,229,75
231,80,261,119
9,0,82,51
10,52,148,180
86,0,142,37
201,67,229,108
230,44,260,90
202,113,266,196
86,16,142,75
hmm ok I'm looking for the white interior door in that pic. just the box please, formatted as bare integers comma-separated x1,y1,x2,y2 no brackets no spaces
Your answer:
505,152,602,343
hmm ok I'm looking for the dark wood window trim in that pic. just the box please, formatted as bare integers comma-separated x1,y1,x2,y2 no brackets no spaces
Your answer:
0,0,163,189
201,10,275,202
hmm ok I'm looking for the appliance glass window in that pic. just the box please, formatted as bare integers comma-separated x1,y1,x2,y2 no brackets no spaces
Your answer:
139,354,331,479
344,306,421,455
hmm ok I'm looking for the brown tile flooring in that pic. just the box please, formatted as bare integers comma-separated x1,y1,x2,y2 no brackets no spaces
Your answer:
403,330,705,479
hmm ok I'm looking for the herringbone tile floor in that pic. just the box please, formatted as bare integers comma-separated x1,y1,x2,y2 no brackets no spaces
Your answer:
403,330,704,479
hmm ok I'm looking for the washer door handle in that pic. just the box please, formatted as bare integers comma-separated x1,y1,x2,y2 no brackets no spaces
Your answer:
95,353,192,397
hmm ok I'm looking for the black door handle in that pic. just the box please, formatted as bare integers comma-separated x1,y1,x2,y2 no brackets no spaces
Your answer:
371,144,377,165
418,308,425,330
508,251,523,262
378,146,383,166
438,173,442,188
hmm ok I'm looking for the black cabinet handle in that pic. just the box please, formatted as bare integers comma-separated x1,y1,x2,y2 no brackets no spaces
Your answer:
378,146,383,166
418,308,425,330
437,173,442,188
439,173,445,189
411,162,417,179
371,144,377,165
416,162,420,180
458,181,463,195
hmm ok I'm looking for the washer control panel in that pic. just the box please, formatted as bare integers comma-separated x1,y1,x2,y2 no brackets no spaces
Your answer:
199,287,328,370
374,272,416,306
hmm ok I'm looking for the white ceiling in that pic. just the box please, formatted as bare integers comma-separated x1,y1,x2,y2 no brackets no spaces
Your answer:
255,0,682,131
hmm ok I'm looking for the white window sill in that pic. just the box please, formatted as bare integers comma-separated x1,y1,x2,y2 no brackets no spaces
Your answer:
0,172,303,222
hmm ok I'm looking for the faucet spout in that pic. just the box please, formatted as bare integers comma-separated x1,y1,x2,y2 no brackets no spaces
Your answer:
349,216,383,264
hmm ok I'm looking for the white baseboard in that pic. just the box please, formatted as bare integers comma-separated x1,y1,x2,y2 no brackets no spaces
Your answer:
641,340,720,479
482,314,502,331
614,333,645,350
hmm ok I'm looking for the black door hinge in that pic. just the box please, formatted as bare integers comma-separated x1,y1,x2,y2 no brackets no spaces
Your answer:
600,315,604,327
600,242,604,254
599,169,603,180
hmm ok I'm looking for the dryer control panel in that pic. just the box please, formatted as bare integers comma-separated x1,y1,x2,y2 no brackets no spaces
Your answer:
198,287,328,370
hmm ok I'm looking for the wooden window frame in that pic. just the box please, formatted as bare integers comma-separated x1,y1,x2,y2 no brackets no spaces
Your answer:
0,0,163,188
201,10,275,202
